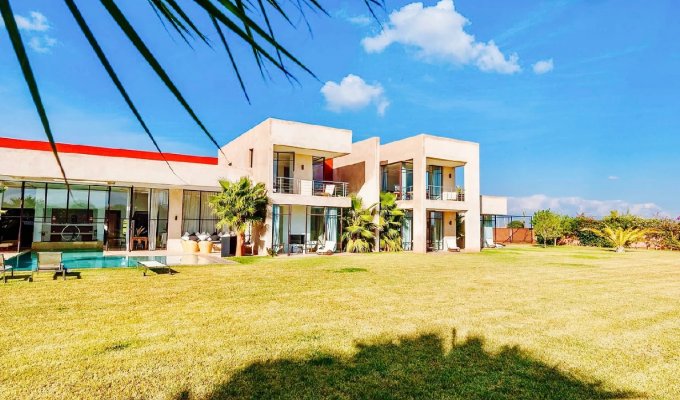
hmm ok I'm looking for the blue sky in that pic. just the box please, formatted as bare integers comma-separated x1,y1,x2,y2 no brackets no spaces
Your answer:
1,0,679,217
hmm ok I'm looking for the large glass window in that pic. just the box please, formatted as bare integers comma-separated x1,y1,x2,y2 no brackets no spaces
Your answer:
427,211,443,251
149,189,169,250
0,181,136,250
312,157,325,182
273,152,295,193
381,161,413,200
181,190,220,234
107,187,130,250
426,166,443,200
0,182,24,250
402,210,413,251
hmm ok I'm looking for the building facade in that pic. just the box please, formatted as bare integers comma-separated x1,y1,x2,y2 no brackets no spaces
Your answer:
0,118,506,254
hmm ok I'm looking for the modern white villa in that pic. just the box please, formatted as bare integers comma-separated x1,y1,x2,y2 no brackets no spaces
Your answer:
0,118,506,255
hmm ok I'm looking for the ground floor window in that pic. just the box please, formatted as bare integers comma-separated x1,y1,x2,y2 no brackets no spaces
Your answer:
0,180,172,251
271,205,343,254
427,211,443,251
181,190,220,236
401,210,413,250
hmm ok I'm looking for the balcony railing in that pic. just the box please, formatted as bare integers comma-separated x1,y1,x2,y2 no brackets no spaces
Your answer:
273,177,349,197
384,185,413,200
426,185,465,201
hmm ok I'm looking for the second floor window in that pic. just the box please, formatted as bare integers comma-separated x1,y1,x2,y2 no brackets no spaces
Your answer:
273,151,295,194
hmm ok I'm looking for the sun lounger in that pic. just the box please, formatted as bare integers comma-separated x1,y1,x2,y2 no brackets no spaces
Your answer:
445,238,460,252
316,240,336,255
137,260,172,276
37,252,80,280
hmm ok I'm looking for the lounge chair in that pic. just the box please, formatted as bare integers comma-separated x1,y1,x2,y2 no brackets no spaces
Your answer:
445,238,460,252
37,252,80,280
484,238,504,249
316,241,336,255
321,184,336,196
1,254,11,283
137,260,172,276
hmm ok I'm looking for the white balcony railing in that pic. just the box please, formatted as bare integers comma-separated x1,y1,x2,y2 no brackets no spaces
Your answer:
426,185,465,201
273,177,349,197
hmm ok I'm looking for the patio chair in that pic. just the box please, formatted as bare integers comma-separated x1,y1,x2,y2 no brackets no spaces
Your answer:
484,238,504,249
316,240,336,255
37,252,80,280
1,254,11,283
321,184,336,196
445,238,460,252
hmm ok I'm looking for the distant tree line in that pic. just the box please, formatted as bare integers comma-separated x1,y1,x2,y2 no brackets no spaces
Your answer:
531,210,680,251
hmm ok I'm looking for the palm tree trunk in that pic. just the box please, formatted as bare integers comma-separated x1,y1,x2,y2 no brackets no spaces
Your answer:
235,233,244,257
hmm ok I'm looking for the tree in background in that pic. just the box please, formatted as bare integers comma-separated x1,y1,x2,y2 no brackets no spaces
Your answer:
532,210,563,247
507,220,525,229
343,195,377,253
209,177,268,257
378,192,404,252
582,226,656,253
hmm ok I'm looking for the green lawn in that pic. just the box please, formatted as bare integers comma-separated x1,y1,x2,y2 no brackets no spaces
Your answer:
1,246,679,399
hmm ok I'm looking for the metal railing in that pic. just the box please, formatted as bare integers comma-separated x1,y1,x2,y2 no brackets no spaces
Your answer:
273,176,349,197
426,185,465,201
384,185,413,200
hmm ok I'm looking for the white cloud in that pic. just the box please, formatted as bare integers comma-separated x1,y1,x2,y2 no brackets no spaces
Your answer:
607,175,619,180
1,11,56,54
321,74,390,116
348,15,372,26
14,11,49,32
532,58,554,74
28,35,57,53
508,194,667,218
362,0,520,74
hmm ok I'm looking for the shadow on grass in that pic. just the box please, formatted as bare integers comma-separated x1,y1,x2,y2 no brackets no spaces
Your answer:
176,331,639,400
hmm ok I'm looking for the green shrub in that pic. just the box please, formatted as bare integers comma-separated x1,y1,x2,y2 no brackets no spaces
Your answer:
507,220,525,229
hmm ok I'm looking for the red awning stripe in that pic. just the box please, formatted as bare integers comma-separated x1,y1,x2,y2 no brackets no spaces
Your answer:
0,137,218,165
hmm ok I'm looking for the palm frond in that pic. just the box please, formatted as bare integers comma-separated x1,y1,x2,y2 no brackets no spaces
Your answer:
0,0,69,185
65,0,184,182
100,0,226,156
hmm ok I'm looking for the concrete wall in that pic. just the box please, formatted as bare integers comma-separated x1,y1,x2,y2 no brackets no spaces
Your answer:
481,195,508,215
269,118,352,155
0,148,245,191
333,137,381,205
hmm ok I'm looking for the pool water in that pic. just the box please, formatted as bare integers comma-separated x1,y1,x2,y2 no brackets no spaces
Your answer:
5,251,168,271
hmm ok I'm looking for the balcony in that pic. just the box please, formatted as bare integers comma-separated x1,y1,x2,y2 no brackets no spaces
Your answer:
426,185,465,201
273,177,349,197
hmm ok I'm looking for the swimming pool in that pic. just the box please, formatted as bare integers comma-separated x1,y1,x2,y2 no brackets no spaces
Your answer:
4,251,170,271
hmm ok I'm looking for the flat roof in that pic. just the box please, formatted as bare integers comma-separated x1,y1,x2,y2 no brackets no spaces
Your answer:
0,137,218,165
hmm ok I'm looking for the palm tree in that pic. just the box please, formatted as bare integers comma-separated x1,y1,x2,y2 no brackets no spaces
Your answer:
378,192,404,252
582,225,656,253
343,195,377,253
209,177,268,256
0,0,383,183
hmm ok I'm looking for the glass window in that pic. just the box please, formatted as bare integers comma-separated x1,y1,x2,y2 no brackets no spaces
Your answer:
149,189,169,250
427,211,443,251
312,157,325,181
402,210,413,251
273,152,295,194
89,186,109,243
182,190,200,234
107,187,130,250
200,191,218,234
